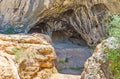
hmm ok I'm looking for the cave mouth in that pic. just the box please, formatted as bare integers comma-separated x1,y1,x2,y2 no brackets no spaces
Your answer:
28,22,88,46
28,22,93,75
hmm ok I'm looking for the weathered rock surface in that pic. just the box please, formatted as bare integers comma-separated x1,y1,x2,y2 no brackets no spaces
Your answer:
0,32,117,79
81,37,118,79
0,52,19,79
0,0,120,45
0,33,57,79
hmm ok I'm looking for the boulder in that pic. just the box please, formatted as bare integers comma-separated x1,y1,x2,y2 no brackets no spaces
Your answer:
0,33,57,79
81,37,118,79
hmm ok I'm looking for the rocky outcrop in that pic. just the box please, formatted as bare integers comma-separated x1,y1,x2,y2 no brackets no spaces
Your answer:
0,0,120,45
0,33,57,79
81,37,118,79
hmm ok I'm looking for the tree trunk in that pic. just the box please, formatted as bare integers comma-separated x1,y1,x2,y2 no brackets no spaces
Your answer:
0,0,120,46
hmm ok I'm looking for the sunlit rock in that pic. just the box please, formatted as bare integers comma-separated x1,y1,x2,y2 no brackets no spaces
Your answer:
0,33,57,79
81,37,118,79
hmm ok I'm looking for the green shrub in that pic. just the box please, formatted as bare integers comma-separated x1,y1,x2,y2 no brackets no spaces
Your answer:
59,58,69,65
106,13,120,38
105,13,120,79
105,48,120,79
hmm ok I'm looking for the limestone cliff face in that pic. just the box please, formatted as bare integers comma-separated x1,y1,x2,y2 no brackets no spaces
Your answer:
0,0,120,45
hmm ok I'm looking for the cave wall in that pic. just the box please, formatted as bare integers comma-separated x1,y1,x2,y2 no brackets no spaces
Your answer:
0,0,120,45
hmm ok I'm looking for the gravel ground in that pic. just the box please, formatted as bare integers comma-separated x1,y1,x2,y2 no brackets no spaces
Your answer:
53,41,93,75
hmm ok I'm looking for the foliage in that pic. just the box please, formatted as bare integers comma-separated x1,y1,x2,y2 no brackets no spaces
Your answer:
105,13,120,79
59,58,69,65
0,27,15,34
5,27,15,34
12,48,36,63
104,48,120,79
0,25,25,34
59,60,66,65
106,13,120,38
89,45,96,50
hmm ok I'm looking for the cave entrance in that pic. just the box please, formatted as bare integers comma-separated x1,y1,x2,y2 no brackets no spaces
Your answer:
28,22,93,75
28,24,87,46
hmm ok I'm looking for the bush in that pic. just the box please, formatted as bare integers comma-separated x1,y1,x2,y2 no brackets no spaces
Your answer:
106,13,120,38
106,48,120,79
105,13,120,79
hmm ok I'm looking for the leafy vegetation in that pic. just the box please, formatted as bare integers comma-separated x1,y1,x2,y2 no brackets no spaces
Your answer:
5,27,15,34
106,13,120,38
105,13,120,79
107,49,120,79
59,60,66,65
12,48,36,63
59,58,69,65
89,45,96,50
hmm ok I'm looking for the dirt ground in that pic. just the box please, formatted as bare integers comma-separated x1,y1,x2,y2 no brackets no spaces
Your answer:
53,41,93,75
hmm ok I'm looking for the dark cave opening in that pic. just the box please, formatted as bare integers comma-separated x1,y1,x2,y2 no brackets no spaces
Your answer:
28,23,87,46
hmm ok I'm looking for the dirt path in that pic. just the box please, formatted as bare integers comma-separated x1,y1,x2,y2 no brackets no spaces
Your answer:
53,41,93,75
50,73,81,79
